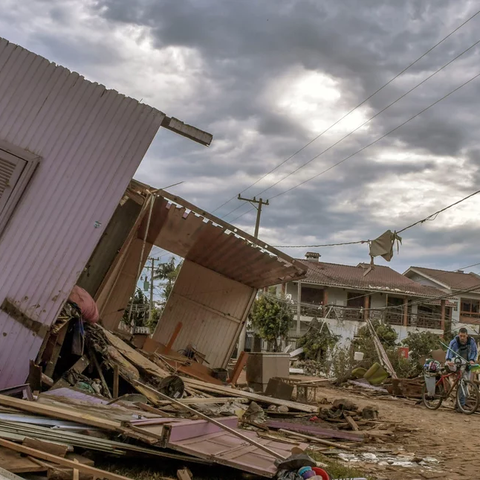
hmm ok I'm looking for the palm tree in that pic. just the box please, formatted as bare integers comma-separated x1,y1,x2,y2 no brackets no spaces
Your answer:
154,257,182,302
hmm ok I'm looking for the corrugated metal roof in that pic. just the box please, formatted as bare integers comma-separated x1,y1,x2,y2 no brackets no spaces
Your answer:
148,191,306,289
298,260,445,298
0,37,164,387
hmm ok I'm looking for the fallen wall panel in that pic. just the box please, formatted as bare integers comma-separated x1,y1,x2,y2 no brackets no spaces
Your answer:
153,260,255,367
0,38,164,387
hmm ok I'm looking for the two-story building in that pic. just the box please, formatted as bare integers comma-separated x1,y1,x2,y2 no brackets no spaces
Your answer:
404,266,480,334
281,253,449,348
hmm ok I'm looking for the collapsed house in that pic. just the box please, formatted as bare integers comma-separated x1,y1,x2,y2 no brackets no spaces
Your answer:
0,37,323,479
77,181,306,368
0,37,209,389
0,37,305,389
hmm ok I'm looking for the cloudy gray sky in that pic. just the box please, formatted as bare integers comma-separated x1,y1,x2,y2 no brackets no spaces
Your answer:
3,0,480,274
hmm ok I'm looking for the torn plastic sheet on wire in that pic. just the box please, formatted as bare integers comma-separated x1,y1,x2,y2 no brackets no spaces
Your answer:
369,230,402,262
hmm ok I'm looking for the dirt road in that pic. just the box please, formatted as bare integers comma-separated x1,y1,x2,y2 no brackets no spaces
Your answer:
316,385,480,480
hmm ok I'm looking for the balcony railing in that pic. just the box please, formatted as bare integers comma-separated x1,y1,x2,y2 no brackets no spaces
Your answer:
289,302,443,329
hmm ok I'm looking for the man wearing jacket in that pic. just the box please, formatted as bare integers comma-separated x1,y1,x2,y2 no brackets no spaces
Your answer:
446,327,478,412
446,328,478,364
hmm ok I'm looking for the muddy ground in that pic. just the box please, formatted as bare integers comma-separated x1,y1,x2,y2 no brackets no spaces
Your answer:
316,384,479,480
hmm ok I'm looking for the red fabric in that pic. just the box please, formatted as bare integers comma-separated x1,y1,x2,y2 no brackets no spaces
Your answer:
68,285,99,324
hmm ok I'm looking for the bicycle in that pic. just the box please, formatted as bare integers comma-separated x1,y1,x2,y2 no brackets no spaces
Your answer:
422,357,480,415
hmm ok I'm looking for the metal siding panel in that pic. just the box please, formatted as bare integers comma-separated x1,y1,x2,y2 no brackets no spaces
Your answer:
153,260,253,367
0,38,164,387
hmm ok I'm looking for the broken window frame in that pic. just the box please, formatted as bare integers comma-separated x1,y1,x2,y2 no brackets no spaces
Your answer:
0,139,39,237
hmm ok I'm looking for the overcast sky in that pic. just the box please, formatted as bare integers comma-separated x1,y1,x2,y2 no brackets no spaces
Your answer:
3,0,480,275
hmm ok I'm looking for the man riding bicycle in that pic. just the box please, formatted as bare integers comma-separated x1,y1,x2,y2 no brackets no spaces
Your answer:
445,327,478,412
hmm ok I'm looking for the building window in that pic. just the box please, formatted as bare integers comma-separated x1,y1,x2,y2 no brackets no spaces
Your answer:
0,140,39,236
301,286,324,305
347,292,364,308
460,298,480,318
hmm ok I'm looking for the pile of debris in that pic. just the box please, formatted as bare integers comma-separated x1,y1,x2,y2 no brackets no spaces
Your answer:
0,299,403,480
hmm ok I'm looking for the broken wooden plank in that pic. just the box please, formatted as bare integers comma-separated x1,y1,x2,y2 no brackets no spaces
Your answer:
279,429,352,450
229,351,248,385
0,438,134,480
90,354,112,399
113,364,119,398
23,437,70,457
178,397,248,405
73,459,80,480
345,415,360,431
0,446,47,473
267,420,364,442
166,321,183,353
27,361,42,392
0,394,121,432
181,377,318,413
177,467,192,480
44,323,69,377
42,373,54,388
71,356,90,374
102,328,169,378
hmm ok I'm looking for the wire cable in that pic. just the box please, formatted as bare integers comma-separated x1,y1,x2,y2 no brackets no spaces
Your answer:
271,187,480,248
231,70,480,226
224,43,480,221
213,8,480,215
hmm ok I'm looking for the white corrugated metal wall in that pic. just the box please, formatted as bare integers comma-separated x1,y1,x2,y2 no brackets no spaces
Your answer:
0,38,164,387
152,260,256,367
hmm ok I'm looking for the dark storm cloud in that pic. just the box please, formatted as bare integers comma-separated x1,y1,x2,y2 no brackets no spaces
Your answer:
3,0,479,273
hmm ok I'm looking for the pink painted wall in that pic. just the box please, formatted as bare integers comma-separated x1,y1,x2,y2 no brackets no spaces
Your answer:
0,38,165,387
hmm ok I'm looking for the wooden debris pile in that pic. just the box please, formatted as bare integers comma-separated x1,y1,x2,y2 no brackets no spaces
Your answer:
0,316,416,480
0,322,320,480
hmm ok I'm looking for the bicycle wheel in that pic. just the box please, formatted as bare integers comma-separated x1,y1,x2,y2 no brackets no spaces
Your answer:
456,380,479,415
422,381,444,410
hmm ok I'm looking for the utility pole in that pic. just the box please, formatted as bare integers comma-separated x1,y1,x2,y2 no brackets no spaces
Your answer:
237,195,269,355
237,195,269,238
148,257,159,322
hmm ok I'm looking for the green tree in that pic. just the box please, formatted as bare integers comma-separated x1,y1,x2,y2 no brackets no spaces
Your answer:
154,257,182,302
249,294,293,351
401,331,443,363
298,318,340,362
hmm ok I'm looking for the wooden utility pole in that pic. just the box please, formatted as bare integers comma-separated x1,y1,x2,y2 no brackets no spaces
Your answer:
237,195,269,354
148,257,159,322
237,195,269,238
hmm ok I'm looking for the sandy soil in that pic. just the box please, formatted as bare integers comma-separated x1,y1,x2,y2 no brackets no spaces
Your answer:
314,384,480,480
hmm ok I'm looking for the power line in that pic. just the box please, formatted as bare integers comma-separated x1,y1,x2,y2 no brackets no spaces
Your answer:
231,70,480,225
271,187,480,248
214,8,480,216
458,261,480,270
223,40,480,221
274,240,369,248
397,189,480,234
